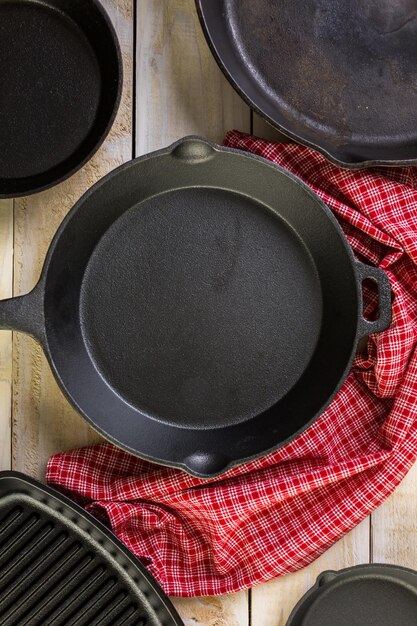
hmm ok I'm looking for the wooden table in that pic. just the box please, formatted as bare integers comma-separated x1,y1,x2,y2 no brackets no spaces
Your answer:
1,2,416,624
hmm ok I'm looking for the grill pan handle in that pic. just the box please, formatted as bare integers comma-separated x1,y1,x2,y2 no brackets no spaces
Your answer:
0,281,45,343
356,263,392,338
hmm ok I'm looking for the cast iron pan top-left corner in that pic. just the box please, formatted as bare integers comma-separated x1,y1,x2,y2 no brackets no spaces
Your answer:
0,0,122,198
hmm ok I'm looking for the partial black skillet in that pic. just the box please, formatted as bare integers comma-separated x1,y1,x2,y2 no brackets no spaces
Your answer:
286,564,417,626
0,0,122,197
197,0,417,168
0,137,391,478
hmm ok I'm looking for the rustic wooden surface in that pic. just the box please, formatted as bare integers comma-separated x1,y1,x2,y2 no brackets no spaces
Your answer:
1,1,416,625
0,200,12,471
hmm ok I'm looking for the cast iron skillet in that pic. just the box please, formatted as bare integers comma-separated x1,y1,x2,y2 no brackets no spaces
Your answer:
0,137,391,478
197,0,417,168
0,0,122,197
286,564,417,625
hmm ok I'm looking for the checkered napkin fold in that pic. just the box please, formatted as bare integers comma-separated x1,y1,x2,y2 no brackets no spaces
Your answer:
46,131,417,597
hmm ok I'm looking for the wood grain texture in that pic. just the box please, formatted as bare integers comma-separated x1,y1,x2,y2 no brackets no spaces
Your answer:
0,200,13,470
136,1,250,623
12,0,134,480
172,594,248,626
371,462,417,569
136,0,250,155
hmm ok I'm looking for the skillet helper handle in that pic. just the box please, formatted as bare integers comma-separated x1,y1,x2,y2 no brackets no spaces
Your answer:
0,283,45,343
356,262,392,339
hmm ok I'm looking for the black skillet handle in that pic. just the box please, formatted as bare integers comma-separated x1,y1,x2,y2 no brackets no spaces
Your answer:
170,135,217,161
183,451,231,478
356,262,392,339
0,282,45,343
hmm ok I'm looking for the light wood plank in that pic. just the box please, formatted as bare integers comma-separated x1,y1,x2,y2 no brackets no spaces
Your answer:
0,200,13,470
136,1,250,623
12,0,134,480
172,594,248,626
372,462,417,569
136,0,250,155
251,520,370,626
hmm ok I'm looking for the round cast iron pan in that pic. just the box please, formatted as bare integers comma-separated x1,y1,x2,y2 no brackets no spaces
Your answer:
286,564,417,626
0,0,122,197
0,137,391,478
197,0,417,168
0,471,184,625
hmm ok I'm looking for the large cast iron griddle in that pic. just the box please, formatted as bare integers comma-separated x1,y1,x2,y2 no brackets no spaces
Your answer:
197,0,417,168
286,565,417,625
0,0,121,197
0,471,183,626
0,138,391,478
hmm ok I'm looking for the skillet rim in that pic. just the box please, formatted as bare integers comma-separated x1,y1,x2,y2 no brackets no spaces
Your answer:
195,0,417,169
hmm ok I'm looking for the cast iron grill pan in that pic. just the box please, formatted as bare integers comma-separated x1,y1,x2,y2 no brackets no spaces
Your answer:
286,564,417,625
197,0,417,167
0,0,121,197
0,472,183,626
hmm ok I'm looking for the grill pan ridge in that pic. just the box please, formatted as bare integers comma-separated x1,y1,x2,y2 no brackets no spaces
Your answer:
0,472,183,626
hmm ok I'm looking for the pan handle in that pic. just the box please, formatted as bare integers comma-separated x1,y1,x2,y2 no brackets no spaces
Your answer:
170,136,217,162
356,263,392,339
0,282,45,343
184,451,230,478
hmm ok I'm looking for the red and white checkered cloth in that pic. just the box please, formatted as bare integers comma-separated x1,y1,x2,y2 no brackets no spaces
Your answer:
47,131,417,597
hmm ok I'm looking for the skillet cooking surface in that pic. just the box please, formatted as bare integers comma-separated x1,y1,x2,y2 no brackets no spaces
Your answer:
302,577,417,626
80,187,322,429
0,0,121,196
197,0,417,166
